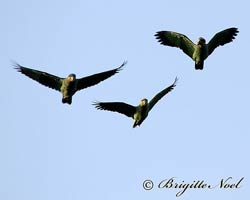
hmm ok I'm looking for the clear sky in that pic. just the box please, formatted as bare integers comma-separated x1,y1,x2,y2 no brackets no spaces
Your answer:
1,0,249,199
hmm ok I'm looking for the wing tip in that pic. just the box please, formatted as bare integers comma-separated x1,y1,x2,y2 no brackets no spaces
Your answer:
231,27,239,32
116,60,127,72
173,76,178,86
154,31,165,37
231,27,239,37
170,77,178,89
92,101,103,110
227,27,239,41
154,31,171,46
11,60,22,72
154,31,164,41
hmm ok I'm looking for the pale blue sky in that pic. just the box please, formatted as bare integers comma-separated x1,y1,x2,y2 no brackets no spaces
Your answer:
1,0,249,199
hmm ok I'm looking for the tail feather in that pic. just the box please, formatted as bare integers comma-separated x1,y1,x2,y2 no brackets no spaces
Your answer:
195,61,204,70
62,97,72,104
133,121,138,128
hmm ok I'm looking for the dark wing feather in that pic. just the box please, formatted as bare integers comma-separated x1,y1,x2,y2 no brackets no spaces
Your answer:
148,77,177,111
14,62,62,91
76,61,126,91
207,27,239,56
155,31,195,59
93,101,136,118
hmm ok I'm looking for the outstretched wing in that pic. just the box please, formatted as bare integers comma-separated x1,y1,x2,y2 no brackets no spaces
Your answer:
148,77,177,112
93,101,136,118
76,61,127,91
155,31,195,59
207,27,238,56
14,62,62,91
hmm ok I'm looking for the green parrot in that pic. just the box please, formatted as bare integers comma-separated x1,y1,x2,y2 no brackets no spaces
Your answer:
155,27,238,70
15,61,126,104
93,77,177,128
